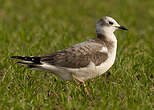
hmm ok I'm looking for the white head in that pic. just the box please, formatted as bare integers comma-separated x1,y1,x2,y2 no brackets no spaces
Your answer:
96,16,128,35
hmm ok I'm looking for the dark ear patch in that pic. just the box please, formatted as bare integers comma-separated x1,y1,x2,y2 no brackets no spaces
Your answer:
99,18,103,21
97,18,104,25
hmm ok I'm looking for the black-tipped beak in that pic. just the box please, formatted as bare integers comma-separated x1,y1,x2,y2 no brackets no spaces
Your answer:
118,26,128,30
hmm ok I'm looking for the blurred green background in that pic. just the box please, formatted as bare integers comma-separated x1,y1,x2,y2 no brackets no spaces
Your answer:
0,0,153,110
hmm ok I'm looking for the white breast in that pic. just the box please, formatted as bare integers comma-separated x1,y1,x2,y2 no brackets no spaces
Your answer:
96,43,117,75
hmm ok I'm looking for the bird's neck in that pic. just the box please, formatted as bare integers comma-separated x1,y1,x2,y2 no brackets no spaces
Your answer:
96,32,117,51
96,32,117,42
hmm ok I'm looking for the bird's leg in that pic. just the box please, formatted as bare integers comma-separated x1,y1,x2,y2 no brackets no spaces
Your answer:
72,75,90,96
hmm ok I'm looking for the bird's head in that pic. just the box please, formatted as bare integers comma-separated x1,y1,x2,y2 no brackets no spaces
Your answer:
96,16,128,35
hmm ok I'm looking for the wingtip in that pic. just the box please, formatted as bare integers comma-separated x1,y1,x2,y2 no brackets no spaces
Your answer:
11,56,16,58
11,56,20,59
15,61,22,64
11,56,25,59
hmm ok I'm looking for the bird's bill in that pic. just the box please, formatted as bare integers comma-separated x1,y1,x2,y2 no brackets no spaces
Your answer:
118,26,128,30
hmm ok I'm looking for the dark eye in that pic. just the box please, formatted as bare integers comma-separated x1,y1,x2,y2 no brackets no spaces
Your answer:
109,21,113,25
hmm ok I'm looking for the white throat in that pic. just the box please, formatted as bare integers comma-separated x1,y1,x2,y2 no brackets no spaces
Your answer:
105,32,117,42
97,31,117,43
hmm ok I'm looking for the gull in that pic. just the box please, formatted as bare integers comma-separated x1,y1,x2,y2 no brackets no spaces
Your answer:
11,16,128,94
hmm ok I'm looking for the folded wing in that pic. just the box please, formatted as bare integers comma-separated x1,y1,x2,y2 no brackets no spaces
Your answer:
40,39,108,68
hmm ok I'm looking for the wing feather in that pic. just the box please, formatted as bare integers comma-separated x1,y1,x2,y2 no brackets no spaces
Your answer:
40,39,108,68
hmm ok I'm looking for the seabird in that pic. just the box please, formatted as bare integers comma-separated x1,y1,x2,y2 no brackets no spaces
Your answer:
11,16,128,94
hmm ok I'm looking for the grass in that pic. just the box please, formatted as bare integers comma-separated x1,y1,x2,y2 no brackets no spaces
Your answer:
0,0,153,109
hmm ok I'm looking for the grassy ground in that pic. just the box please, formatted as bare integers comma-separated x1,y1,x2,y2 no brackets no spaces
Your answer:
0,0,153,109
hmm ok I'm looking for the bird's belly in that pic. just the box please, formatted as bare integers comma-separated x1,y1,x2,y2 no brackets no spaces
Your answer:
96,55,115,75
44,56,115,81
67,54,116,81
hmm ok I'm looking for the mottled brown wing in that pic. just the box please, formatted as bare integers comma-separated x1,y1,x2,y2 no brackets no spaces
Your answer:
40,40,108,68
